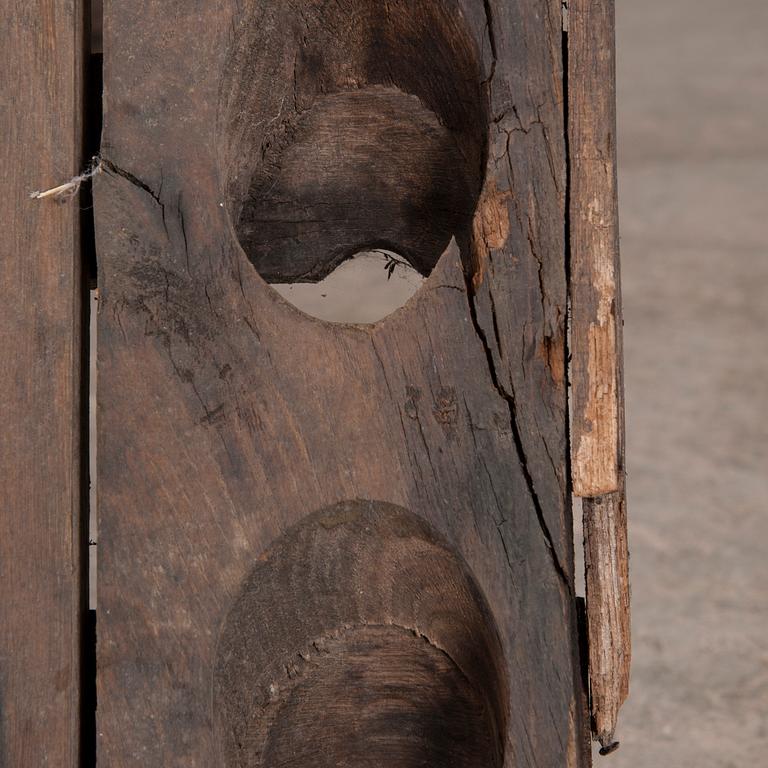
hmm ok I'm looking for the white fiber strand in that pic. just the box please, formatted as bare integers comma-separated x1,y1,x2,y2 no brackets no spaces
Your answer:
30,157,102,201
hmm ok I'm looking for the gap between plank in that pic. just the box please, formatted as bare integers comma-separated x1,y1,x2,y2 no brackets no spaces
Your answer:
79,0,102,765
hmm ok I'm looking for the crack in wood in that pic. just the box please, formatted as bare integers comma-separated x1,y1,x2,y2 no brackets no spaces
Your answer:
464,268,571,592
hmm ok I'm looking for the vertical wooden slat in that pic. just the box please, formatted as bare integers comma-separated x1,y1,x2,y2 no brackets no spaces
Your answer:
568,0,631,751
0,1,84,764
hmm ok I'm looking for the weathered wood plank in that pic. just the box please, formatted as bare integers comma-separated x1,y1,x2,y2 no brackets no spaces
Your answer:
0,1,85,764
568,0,631,750
568,0,624,500
583,491,630,752
96,1,590,765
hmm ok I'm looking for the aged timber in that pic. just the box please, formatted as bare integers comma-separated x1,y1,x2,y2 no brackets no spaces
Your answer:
95,1,592,766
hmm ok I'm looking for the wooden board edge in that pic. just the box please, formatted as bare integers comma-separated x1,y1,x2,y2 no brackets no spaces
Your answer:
567,0,631,751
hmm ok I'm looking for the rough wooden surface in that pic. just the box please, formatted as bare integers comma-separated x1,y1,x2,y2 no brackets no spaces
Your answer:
215,501,508,768
568,0,631,750
0,0,84,764
96,0,590,765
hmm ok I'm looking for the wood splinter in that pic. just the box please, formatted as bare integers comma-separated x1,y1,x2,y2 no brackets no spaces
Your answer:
568,0,631,753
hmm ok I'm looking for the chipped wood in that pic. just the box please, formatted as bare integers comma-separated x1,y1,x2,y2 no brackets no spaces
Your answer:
471,178,511,289
568,0,631,750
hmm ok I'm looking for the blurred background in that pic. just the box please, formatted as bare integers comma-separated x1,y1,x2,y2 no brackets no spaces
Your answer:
610,1,768,765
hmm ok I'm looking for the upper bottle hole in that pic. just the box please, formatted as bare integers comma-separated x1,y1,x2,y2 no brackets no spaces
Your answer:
219,1,488,322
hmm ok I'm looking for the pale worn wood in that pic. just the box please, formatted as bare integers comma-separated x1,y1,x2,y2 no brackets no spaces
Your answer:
215,501,508,768
568,0,623,500
96,1,590,765
0,0,85,764
568,0,631,751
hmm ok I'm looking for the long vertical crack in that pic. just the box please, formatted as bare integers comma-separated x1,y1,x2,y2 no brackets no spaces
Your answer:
464,274,571,591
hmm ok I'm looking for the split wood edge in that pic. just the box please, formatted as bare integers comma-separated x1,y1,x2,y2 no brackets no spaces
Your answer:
567,0,631,752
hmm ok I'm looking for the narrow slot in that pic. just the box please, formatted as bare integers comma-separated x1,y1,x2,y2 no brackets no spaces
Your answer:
561,1,585,599
80,0,103,765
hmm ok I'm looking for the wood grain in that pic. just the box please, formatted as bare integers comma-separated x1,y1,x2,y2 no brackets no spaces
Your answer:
214,501,507,768
95,1,590,765
568,0,631,749
0,0,85,764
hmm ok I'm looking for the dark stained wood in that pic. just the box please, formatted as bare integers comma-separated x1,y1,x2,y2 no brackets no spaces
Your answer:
215,501,507,768
95,1,590,765
0,0,85,764
225,4,486,283
568,0,631,750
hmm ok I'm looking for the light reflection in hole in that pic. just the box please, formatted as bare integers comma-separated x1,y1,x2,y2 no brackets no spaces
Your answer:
271,250,425,324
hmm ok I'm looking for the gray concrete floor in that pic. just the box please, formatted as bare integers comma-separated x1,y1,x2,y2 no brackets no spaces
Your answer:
609,1,768,765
